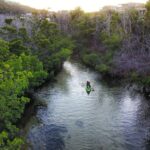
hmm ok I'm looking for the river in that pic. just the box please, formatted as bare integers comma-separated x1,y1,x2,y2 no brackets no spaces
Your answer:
24,61,150,150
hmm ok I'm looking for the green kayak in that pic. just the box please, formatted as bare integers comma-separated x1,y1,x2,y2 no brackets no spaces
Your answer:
86,86,92,93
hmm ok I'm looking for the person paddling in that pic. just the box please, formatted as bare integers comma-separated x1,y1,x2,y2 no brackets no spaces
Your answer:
86,81,91,88
86,81,92,95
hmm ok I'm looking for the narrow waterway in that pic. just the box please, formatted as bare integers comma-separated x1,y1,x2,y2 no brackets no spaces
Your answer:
25,61,150,150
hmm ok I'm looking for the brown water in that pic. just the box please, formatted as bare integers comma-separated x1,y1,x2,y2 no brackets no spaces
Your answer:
26,61,150,150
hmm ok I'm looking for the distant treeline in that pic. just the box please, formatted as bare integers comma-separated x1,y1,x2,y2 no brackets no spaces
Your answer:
51,2,150,90
0,0,36,14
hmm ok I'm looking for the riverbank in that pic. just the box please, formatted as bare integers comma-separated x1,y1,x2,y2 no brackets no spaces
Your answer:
71,54,150,97
75,54,150,97
0,11,75,148
65,4,150,97
17,62,67,149
18,66,63,130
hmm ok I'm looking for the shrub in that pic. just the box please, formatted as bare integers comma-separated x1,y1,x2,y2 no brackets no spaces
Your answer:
5,18,13,25
82,53,100,67
96,64,110,74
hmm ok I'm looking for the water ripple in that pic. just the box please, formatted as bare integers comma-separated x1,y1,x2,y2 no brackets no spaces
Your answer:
26,61,150,150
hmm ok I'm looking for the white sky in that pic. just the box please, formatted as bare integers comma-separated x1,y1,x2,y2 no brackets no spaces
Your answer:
10,0,148,12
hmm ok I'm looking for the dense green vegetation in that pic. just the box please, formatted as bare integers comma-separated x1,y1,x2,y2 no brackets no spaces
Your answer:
0,14,73,149
66,8,123,75
66,3,150,88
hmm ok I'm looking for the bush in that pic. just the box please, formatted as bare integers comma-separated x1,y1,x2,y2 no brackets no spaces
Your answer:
0,17,73,149
130,71,139,81
102,33,122,51
5,18,13,25
2,26,17,34
141,76,150,86
82,53,100,67
0,38,9,61
9,39,29,55
96,64,110,74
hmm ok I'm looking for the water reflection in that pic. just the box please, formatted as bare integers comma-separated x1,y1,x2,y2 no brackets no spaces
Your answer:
28,124,67,150
26,61,150,150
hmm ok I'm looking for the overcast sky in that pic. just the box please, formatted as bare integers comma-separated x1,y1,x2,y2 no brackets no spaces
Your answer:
10,0,147,12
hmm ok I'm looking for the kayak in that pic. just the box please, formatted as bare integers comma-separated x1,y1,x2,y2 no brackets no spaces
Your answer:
86,86,92,93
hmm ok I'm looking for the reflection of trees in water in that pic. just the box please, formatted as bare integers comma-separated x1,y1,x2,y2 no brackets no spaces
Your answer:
135,95,150,150
28,124,68,150
120,92,150,150
98,82,150,150
35,64,72,99
55,65,72,94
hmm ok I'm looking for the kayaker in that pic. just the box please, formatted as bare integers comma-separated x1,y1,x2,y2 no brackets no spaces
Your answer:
86,81,91,95
86,81,91,88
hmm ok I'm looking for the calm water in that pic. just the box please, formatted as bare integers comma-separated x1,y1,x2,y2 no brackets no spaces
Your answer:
26,61,150,150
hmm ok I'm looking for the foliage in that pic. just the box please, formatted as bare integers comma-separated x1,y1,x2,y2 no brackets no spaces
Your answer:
2,26,17,34
0,2,150,149
18,28,29,42
96,64,110,74
0,38,9,61
0,15,73,149
31,19,74,72
141,76,150,85
130,71,139,82
0,130,24,150
5,18,13,25
82,53,100,67
101,32,122,51
67,5,149,87
9,39,29,55
145,0,150,29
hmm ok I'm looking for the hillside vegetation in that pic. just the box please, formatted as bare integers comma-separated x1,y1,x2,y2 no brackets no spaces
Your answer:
0,0,35,14
59,3,149,89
